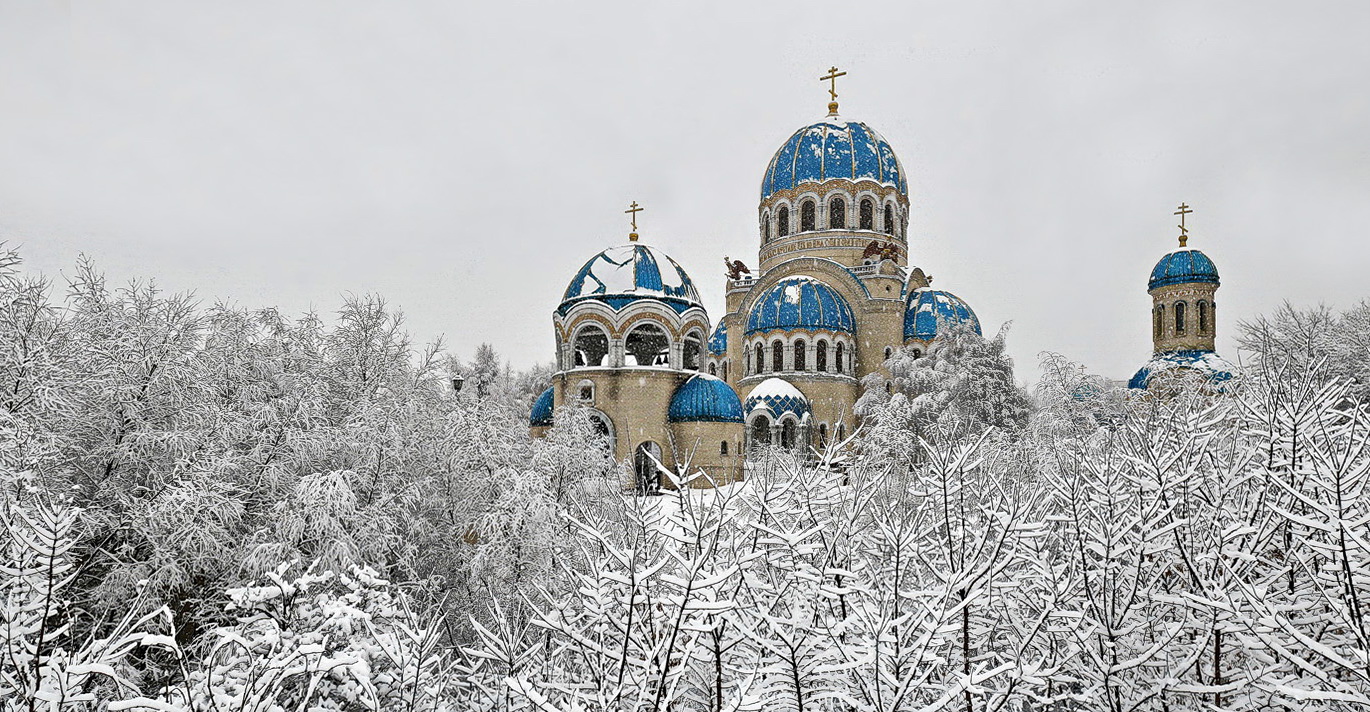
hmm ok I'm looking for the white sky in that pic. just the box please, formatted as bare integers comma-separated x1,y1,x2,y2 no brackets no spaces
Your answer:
3,1,1368,384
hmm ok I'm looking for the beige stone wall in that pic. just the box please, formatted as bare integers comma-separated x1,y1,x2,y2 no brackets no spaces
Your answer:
553,367,684,475
668,420,746,487
1149,283,1218,352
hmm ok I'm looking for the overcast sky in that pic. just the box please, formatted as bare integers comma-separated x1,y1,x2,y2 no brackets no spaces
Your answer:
3,1,1368,383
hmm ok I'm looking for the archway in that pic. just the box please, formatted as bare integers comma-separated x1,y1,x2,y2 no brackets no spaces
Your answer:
634,441,663,494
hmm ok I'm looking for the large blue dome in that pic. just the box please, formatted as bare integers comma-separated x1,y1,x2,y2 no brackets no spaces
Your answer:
530,387,554,427
746,276,856,336
669,374,745,423
1149,249,1219,291
904,288,982,341
1129,349,1235,390
560,244,703,314
760,119,908,200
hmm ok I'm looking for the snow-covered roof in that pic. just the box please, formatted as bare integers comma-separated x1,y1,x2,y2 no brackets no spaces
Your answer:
669,373,744,423
903,287,981,341
560,244,703,313
745,377,810,419
1149,249,1219,291
746,276,855,336
760,118,908,200
1128,349,1236,390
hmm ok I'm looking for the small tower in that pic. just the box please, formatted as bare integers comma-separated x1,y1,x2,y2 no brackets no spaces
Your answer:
1129,204,1234,390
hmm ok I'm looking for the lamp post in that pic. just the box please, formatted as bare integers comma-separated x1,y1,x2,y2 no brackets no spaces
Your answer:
451,373,465,395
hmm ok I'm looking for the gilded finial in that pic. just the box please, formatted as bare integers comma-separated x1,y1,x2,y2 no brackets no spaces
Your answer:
625,201,644,242
1174,203,1192,248
820,66,847,116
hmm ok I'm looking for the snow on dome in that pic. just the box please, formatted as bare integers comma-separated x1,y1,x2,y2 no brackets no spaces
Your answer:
560,244,703,314
1149,249,1219,291
707,321,728,357
669,373,744,423
529,387,554,427
761,119,908,200
744,377,810,419
1128,350,1236,390
903,288,981,341
746,276,855,336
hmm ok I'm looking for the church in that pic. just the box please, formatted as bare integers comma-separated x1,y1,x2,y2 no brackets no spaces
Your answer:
529,69,1234,490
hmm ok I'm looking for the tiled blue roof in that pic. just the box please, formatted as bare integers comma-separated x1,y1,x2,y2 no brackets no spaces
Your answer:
746,276,856,336
904,288,981,341
668,374,744,423
560,244,702,313
707,321,728,356
1129,349,1235,390
761,119,908,200
745,378,810,419
530,387,554,427
1149,249,1219,291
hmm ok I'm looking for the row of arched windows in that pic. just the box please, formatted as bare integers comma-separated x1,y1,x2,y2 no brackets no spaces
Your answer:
745,337,854,376
747,414,846,452
1154,299,1214,339
763,195,901,243
567,323,705,370
706,360,730,382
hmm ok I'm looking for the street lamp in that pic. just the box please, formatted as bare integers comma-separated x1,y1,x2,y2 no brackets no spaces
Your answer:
451,373,465,394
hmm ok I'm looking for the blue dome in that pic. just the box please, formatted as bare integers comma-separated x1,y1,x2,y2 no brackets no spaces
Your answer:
1149,249,1219,291
761,119,908,200
1129,350,1235,390
744,378,810,419
669,374,745,423
746,276,855,336
560,244,703,315
904,288,982,341
707,321,728,357
530,387,554,427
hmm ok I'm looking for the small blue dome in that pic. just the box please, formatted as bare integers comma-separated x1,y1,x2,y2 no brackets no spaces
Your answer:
744,378,810,419
1149,249,1219,291
560,244,703,315
761,119,908,200
904,288,982,341
1129,350,1235,390
707,321,728,356
746,276,855,336
669,374,745,423
530,387,554,427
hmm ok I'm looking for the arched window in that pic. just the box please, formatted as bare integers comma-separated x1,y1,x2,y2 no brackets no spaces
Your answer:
577,380,594,402
755,345,765,374
634,442,662,494
884,346,893,362
835,343,845,374
818,423,828,448
828,197,846,229
837,423,846,442
884,204,896,235
1198,300,1209,333
800,200,816,232
794,339,806,371
885,381,893,394
1175,302,1187,334
708,362,717,376
625,323,670,366
816,340,828,372
762,212,771,243
780,419,797,449
573,325,609,367
859,198,874,230
682,332,703,371
751,415,772,448
722,362,728,381
912,348,923,359
778,206,790,237
1154,305,1164,340
772,341,785,372
720,440,728,456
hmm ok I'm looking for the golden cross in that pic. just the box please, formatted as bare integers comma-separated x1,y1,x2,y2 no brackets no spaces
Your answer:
1174,203,1193,247
820,66,847,102
625,200,643,240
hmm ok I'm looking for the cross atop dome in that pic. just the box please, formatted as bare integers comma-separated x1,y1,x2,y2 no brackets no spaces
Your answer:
820,66,846,117
625,200,643,241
